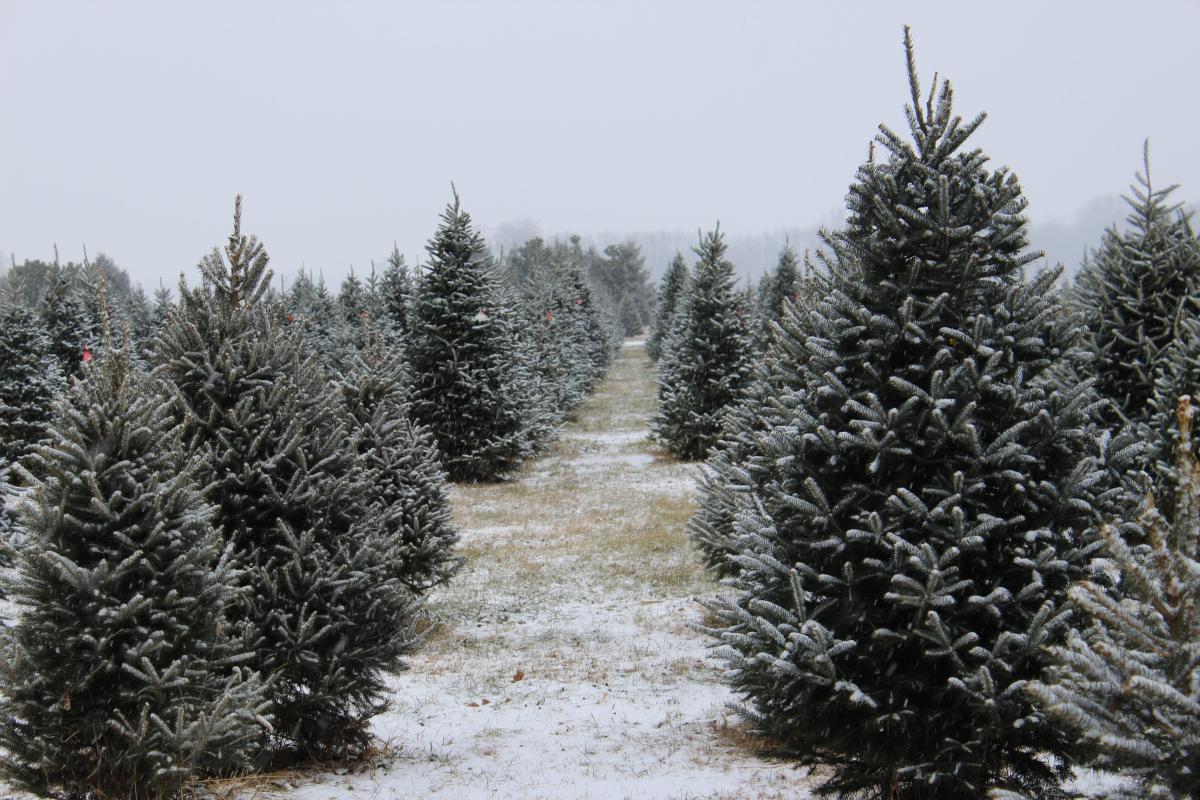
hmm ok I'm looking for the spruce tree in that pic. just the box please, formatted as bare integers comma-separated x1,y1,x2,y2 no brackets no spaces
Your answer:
0,301,64,466
1019,395,1200,800
380,244,412,336
700,33,1144,799
38,264,94,379
0,346,268,799
155,197,417,758
753,245,801,350
651,227,750,461
335,345,461,593
1073,145,1200,442
646,252,688,362
406,191,540,481
0,459,21,605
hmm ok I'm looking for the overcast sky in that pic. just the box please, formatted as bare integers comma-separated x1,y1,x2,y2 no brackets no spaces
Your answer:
1,1,1197,288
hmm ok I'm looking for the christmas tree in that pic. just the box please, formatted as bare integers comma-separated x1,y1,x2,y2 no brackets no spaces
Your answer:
752,245,801,351
1073,145,1200,449
335,345,460,593
646,252,688,362
0,345,269,799
406,191,541,481
380,244,413,337
155,196,417,758
700,32,1144,799
38,263,94,379
651,227,751,460
1019,395,1200,800
0,301,63,466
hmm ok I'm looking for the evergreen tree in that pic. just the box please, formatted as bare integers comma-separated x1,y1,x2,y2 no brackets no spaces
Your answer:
646,252,689,362
38,264,94,379
0,459,21,606
0,346,268,799
155,197,417,758
651,227,751,461
406,191,540,481
1073,145,1200,443
380,244,412,336
335,345,461,593
0,301,64,466
1018,396,1200,800
700,33,1144,799
124,285,155,362
753,245,801,350
338,269,368,326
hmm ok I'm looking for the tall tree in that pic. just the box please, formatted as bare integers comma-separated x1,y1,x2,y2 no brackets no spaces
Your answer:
0,346,268,799
406,191,541,481
651,227,751,460
0,302,63,466
700,32,1143,799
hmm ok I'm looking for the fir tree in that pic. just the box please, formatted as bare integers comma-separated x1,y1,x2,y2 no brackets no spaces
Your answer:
651,227,751,461
1073,145,1200,443
646,252,688,362
0,346,269,799
0,301,64,466
335,345,461,593
0,459,21,606
753,245,801,350
339,269,368,326
406,191,540,481
700,32,1144,799
380,244,412,336
38,264,94,379
1019,395,1200,800
155,196,418,758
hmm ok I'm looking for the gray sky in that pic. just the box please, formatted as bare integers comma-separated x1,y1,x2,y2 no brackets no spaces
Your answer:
1,1,1197,288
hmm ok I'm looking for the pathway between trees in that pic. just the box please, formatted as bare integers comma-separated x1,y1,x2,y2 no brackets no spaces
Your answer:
242,339,806,799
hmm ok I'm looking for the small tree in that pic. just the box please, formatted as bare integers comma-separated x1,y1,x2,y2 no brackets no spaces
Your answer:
752,245,801,350
0,347,268,799
646,252,689,363
379,244,412,336
1020,395,1200,800
0,302,63,466
406,191,541,481
651,227,751,460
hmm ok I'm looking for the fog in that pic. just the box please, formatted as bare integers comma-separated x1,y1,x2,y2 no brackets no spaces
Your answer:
1,1,1197,287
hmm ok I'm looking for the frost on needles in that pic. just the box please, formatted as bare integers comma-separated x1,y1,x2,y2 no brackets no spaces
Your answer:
699,29,1144,800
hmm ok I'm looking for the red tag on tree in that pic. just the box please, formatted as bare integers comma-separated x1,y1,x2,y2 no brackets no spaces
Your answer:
82,348,93,362
575,298,584,305
546,311,554,322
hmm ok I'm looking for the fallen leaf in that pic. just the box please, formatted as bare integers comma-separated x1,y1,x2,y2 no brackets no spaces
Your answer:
481,698,491,705
513,669,525,682
466,702,480,708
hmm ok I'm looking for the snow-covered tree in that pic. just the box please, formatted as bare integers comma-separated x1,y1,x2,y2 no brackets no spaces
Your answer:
335,344,460,593
0,301,64,466
38,263,94,379
646,252,688,362
700,33,1145,799
406,191,542,481
0,346,269,799
155,196,418,758
1073,146,1200,441
0,459,21,605
380,244,412,336
1020,395,1200,800
651,227,751,460
752,245,800,351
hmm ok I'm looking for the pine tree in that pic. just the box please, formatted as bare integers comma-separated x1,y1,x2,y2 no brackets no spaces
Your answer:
0,301,64,466
0,346,269,799
753,245,801,350
155,197,417,759
380,244,412,336
1073,145,1200,443
1016,396,1200,800
700,32,1145,799
651,227,750,461
646,252,689,362
338,269,367,326
38,264,94,379
335,345,461,593
0,458,21,605
406,191,540,481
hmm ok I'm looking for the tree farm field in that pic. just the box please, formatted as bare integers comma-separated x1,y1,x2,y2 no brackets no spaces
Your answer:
176,338,803,800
